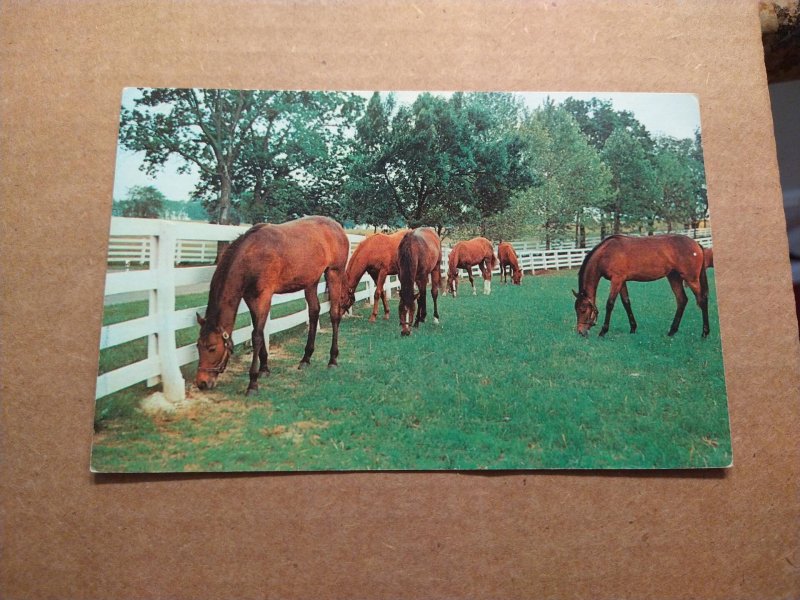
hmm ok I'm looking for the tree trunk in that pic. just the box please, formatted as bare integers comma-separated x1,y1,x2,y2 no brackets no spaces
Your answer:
218,172,233,225
579,224,586,248
613,211,621,235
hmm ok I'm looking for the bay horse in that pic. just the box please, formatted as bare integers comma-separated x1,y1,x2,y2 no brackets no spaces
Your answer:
446,237,497,296
397,227,442,336
342,229,408,322
194,216,349,396
498,241,523,285
573,234,709,338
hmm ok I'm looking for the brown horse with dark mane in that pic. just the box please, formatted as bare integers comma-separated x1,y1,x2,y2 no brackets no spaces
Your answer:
573,234,709,338
342,229,408,322
498,241,523,285
194,216,349,395
446,237,497,296
397,227,442,336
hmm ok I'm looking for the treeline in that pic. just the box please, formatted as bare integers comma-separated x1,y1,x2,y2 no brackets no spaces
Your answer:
119,89,707,245
112,186,209,221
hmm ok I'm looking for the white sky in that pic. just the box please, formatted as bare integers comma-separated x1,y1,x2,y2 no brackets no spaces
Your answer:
113,90,702,202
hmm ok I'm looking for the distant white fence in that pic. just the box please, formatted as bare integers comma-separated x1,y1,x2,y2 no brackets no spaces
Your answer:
98,219,713,402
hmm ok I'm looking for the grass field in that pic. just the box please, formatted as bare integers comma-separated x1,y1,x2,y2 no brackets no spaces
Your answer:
91,269,731,472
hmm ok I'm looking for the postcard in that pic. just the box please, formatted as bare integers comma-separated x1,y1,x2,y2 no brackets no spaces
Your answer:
92,88,730,472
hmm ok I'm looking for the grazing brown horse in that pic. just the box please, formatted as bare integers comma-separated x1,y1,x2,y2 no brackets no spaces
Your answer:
446,237,497,296
194,216,349,395
397,228,442,336
498,241,523,285
342,229,408,322
573,234,709,338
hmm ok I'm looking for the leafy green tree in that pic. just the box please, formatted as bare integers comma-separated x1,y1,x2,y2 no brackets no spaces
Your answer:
502,103,612,248
119,89,268,224
116,185,166,218
561,97,654,154
344,92,533,235
601,127,659,234
652,137,698,232
119,88,362,225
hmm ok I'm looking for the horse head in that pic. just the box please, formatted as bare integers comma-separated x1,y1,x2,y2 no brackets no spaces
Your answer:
341,286,357,312
572,290,598,337
446,271,458,297
512,268,523,285
194,313,234,390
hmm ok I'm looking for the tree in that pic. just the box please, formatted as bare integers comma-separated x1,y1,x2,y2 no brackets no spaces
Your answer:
561,97,654,154
119,89,268,224
501,103,612,248
119,88,363,225
343,92,533,235
116,185,166,218
652,137,697,232
601,127,659,234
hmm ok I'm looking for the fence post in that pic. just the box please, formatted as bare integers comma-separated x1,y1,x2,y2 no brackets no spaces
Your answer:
153,223,186,402
146,234,159,387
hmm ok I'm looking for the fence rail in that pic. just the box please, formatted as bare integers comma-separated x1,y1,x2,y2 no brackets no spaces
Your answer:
107,225,713,267
97,218,713,402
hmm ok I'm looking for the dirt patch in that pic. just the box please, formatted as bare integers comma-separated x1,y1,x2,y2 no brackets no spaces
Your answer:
260,419,329,445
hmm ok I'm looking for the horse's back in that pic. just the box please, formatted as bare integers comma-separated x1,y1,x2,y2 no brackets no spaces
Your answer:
402,227,441,273
600,234,704,281
498,241,517,262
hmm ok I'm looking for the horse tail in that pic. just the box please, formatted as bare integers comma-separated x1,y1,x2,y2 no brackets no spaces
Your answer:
398,232,418,307
491,252,498,270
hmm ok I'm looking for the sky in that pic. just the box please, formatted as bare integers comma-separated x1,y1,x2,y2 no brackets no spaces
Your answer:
113,90,702,202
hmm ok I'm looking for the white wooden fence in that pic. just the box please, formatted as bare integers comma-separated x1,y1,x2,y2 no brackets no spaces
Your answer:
107,227,712,267
97,218,393,402
98,219,713,402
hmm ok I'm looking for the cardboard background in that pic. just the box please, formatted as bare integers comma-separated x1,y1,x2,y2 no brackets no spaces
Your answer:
2,1,798,598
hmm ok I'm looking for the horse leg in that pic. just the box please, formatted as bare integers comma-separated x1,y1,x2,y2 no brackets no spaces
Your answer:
685,271,710,338
326,268,345,366
246,293,273,396
467,267,476,295
415,278,428,327
431,267,441,325
247,302,270,376
619,283,637,334
299,287,321,369
599,280,624,337
373,270,390,322
666,272,689,336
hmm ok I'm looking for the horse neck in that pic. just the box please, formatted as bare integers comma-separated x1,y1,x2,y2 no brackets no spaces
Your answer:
447,249,459,274
346,246,371,289
205,268,245,334
579,258,601,302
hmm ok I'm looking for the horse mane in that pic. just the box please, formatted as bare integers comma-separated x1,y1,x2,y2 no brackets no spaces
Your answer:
202,224,266,334
398,231,419,306
578,235,621,294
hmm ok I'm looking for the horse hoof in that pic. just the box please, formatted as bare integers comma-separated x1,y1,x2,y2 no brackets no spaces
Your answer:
401,330,411,337
298,361,310,370
368,316,377,323
383,314,390,320
245,387,258,396
434,317,440,325
327,362,338,369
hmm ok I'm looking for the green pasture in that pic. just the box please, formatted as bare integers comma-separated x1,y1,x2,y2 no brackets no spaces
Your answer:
92,270,731,472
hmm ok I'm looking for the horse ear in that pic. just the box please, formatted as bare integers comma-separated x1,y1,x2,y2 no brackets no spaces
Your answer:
196,312,206,326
